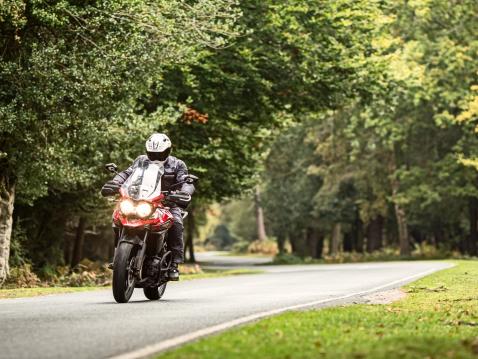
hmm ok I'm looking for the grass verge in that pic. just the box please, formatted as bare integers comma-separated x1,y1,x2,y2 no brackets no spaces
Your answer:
225,252,272,258
0,268,261,299
182,269,263,281
159,260,478,359
271,250,467,265
0,286,100,299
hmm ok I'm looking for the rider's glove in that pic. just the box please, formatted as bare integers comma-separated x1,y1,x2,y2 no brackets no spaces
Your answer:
101,180,121,197
164,191,191,208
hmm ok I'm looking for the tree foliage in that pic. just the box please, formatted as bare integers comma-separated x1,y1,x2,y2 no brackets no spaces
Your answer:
262,0,478,258
2,0,476,281
0,0,240,280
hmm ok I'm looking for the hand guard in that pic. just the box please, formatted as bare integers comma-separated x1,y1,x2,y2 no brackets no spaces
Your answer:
165,191,192,209
101,180,121,197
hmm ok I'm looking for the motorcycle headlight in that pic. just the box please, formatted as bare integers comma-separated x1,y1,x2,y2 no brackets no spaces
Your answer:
119,199,135,216
136,202,154,218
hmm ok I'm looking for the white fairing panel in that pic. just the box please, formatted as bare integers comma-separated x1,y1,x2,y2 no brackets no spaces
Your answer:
123,160,164,201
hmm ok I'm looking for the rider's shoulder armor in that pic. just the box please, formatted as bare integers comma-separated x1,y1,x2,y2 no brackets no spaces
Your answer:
162,156,182,190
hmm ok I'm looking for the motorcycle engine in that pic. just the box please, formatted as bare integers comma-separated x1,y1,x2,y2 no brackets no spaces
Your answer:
144,256,161,280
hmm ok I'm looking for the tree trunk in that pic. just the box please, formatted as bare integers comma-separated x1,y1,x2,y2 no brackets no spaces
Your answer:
329,223,341,256
63,218,74,266
350,215,362,252
185,208,196,263
394,203,410,256
469,196,478,255
366,216,383,253
71,217,87,267
63,232,71,266
289,233,297,255
354,215,364,253
254,186,267,241
316,234,324,259
305,227,323,258
343,232,353,252
277,233,286,254
432,225,444,248
290,230,307,257
0,177,15,285
389,154,410,256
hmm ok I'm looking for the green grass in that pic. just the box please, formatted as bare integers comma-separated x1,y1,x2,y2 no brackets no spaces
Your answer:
271,249,464,265
182,269,263,281
225,252,272,258
159,260,478,359
0,269,261,299
0,286,100,299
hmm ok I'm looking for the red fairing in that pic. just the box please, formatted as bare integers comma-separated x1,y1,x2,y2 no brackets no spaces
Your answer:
150,193,165,203
113,205,174,231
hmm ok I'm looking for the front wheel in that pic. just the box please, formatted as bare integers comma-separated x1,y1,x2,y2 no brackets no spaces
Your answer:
143,283,167,300
112,242,137,303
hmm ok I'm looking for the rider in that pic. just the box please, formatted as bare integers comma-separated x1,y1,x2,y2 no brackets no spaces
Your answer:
101,133,194,280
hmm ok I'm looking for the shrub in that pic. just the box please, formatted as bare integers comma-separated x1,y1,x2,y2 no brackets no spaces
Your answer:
272,247,463,265
231,240,250,253
9,222,30,268
3,264,41,288
59,269,111,287
248,239,278,255
57,259,112,287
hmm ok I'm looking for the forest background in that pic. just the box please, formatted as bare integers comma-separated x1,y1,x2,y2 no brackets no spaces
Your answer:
1,0,477,285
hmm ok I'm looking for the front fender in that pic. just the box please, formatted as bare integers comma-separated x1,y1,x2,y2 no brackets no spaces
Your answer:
118,229,143,247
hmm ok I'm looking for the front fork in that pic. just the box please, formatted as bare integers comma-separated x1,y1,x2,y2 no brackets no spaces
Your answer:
134,232,148,279
112,227,147,279
113,226,120,247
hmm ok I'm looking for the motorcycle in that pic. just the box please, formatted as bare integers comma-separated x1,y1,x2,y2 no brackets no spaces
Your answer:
104,159,197,303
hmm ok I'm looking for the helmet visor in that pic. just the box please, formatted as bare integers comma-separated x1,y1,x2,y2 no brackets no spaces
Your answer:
147,148,171,162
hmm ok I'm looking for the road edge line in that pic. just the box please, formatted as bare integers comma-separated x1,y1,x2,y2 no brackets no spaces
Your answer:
110,264,452,359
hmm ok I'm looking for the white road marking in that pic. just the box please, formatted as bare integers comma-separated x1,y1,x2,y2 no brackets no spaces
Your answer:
110,265,450,359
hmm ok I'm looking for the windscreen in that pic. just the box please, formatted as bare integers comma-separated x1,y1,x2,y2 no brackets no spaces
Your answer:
122,158,164,201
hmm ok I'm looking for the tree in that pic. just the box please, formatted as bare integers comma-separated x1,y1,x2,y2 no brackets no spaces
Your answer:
263,122,323,258
147,0,384,201
142,0,384,259
254,187,267,242
0,0,239,283
386,0,478,254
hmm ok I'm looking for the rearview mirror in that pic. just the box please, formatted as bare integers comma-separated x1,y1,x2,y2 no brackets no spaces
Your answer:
105,163,118,174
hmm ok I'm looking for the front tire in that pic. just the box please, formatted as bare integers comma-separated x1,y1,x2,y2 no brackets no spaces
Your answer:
143,283,167,300
113,242,137,303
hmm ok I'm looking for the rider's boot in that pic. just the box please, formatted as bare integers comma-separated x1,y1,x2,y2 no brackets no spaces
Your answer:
168,263,180,281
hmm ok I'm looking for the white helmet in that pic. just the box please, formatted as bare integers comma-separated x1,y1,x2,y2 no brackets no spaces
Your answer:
145,133,172,162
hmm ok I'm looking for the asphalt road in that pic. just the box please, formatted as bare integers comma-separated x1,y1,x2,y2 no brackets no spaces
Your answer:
0,253,451,359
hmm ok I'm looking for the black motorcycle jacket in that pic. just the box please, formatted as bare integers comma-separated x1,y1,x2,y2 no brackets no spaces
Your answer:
110,155,195,196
